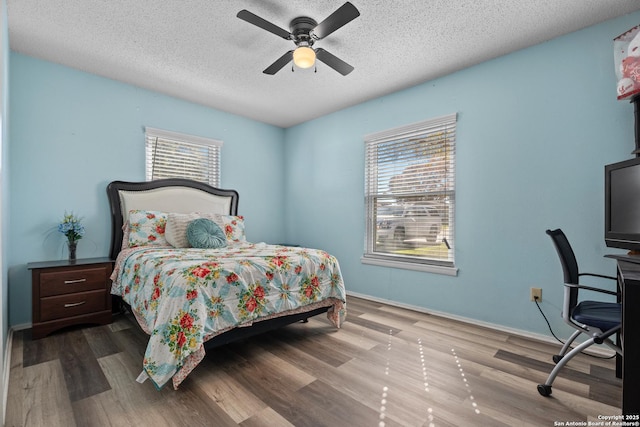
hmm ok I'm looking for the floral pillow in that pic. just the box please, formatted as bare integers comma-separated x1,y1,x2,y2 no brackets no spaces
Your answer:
218,215,246,243
127,210,169,247
121,222,130,251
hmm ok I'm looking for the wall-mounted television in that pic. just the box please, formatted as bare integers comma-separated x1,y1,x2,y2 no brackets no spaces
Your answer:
605,156,640,252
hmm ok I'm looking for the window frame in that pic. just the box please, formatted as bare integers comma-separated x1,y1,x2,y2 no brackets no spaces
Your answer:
361,113,458,276
145,127,222,187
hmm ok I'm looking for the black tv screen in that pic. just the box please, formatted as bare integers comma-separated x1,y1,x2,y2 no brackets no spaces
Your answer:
605,157,640,251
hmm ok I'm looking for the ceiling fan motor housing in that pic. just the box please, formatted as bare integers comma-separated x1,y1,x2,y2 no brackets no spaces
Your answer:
290,17,318,47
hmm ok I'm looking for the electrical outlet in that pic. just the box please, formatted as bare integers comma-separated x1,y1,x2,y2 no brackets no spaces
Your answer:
530,287,542,302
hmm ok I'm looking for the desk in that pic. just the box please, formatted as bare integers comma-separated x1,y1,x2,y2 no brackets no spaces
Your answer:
606,254,640,416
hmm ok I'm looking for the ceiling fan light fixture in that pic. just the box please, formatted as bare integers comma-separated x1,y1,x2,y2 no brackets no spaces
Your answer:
293,46,316,69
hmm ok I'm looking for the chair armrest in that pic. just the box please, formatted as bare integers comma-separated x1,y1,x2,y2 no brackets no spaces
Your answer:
578,272,616,281
578,272,620,295
566,282,619,296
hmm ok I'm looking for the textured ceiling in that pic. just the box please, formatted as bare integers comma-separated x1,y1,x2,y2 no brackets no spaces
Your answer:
7,1,640,128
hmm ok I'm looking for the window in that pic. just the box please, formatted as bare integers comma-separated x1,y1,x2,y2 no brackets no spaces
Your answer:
145,127,222,187
363,113,457,275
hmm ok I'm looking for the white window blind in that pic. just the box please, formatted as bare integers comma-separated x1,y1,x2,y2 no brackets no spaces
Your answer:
145,127,222,187
363,113,457,272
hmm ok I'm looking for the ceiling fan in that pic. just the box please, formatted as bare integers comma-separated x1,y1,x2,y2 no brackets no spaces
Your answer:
237,2,360,76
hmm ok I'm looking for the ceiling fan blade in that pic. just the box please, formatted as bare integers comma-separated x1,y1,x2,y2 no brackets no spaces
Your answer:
315,48,354,75
312,2,360,40
237,10,292,40
263,50,294,75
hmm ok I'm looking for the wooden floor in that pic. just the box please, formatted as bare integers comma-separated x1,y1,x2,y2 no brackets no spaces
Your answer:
5,296,622,426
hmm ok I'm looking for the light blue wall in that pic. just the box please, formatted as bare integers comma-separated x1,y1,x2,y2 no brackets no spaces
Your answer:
7,11,640,339
8,54,285,326
1,0,8,352
283,12,640,337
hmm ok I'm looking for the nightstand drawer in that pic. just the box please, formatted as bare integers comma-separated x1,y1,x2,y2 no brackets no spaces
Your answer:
40,266,109,297
40,289,107,321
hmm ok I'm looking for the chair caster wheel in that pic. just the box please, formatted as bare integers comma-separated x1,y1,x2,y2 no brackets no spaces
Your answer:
552,355,563,364
537,384,552,396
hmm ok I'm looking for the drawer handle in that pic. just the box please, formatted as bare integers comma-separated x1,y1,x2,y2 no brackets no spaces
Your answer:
64,301,86,308
64,278,87,284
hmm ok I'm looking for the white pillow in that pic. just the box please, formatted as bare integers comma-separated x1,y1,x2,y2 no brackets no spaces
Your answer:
166,213,209,248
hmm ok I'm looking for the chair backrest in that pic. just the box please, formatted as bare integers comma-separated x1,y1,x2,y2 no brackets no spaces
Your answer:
546,229,580,309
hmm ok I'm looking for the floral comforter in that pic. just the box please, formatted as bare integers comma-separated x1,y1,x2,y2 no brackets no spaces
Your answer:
111,242,346,389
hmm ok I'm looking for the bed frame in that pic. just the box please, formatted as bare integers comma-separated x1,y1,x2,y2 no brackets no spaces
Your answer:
106,178,329,349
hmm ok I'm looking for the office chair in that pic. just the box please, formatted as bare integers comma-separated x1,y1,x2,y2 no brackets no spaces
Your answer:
537,229,622,397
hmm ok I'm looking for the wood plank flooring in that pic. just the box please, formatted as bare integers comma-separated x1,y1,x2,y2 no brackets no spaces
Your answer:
5,296,622,426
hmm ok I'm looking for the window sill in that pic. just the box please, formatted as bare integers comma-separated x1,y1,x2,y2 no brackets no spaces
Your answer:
361,256,458,276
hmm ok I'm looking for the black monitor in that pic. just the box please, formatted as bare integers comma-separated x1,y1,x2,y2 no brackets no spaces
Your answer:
605,157,640,252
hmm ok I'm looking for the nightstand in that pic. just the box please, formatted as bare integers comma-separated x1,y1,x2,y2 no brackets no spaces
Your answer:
27,257,113,339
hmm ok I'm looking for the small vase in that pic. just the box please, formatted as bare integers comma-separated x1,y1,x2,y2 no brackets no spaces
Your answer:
68,241,77,262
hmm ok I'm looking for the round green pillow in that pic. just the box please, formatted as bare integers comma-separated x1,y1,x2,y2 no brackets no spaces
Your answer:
186,218,227,249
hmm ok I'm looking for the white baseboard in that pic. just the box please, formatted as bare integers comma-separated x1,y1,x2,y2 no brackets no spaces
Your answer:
3,327,13,427
10,322,30,332
346,291,615,357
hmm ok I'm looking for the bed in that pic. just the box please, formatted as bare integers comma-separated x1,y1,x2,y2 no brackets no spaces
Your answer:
107,179,347,389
